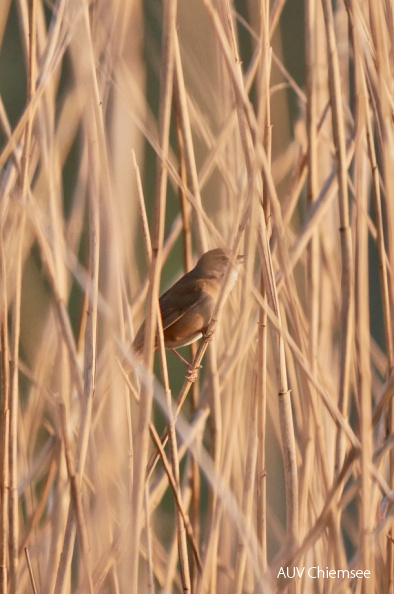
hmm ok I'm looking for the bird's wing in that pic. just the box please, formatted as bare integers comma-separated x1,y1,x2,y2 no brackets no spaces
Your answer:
132,274,203,351
159,274,204,330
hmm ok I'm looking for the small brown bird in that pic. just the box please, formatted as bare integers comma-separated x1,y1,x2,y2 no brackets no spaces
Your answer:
133,248,244,365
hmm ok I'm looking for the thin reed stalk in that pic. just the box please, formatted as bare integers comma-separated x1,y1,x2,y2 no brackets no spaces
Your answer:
1,1,394,592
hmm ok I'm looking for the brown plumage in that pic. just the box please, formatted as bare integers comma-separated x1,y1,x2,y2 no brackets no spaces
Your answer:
132,248,244,356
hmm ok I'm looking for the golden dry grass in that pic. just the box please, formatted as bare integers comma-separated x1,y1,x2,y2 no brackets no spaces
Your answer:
1,0,394,592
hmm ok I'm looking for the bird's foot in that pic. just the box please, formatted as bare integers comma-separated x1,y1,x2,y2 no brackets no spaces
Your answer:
171,348,191,367
185,360,203,383
185,359,203,382
170,349,202,381
171,348,202,370
186,368,198,383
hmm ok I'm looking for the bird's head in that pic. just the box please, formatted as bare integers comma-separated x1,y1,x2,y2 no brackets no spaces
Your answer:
194,248,245,279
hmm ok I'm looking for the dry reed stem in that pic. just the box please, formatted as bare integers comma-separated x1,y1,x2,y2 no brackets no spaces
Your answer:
1,0,394,591
174,80,202,582
133,150,152,265
350,6,375,586
156,308,191,590
23,548,37,594
130,1,178,590
57,400,93,594
144,486,154,593
53,8,102,591
148,422,202,572
173,31,208,254
367,0,394,582
233,387,258,593
7,2,37,592
0,231,10,594
321,0,354,476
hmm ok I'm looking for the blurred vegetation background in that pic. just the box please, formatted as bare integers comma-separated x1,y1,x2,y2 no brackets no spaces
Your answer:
0,0,393,592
